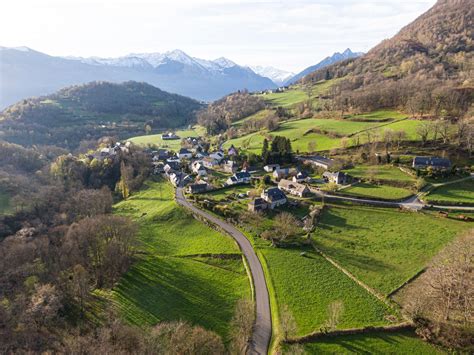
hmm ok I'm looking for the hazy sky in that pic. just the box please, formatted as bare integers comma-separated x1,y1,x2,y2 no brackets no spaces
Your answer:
1,0,436,72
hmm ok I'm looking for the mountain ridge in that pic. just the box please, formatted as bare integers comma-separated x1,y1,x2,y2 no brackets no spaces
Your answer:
285,48,364,85
0,47,276,108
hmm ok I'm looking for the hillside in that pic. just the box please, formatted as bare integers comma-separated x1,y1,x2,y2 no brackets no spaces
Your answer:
303,0,473,115
0,47,276,108
0,81,202,148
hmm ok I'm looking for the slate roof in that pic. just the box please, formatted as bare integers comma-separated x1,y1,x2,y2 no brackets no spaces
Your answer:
264,187,287,202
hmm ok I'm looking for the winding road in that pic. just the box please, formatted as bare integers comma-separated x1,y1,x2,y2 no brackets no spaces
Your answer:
175,187,271,355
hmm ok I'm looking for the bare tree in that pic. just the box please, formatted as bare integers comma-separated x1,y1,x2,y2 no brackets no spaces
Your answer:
416,121,432,146
229,299,255,354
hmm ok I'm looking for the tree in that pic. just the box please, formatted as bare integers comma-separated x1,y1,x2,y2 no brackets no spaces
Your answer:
229,299,254,354
280,304,297,341
71,264,89,316
273,212,300,244
262,138,269,164
416,122,432,146
307,141,317,153
145,124,152,135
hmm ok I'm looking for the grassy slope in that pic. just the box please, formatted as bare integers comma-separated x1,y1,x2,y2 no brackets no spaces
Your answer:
341,183,413,200
129,126,206,150
426,179,474,204
346,110,408,121
260,246,394,337
298,330,444,354
314,205,469,295
111,180,250,337
0,191,11,215
231,109,272,127
344,165,415,182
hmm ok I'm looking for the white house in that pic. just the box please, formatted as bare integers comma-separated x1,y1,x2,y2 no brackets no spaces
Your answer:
293,171,310,183
203,156,220,169
264,164,280,172
178,148,193,160
210,151,225,162
278,179,310,197
226,171,252,186
191,161,207,176
261,188,287,209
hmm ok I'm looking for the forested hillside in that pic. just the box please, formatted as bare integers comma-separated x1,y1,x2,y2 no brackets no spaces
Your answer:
0,81,202,149
303,0,473,116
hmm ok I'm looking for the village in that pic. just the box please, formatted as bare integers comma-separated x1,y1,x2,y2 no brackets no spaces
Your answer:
143,132,466,222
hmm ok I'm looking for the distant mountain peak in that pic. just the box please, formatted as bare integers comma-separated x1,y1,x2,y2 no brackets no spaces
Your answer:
251,65,295,86
213,57,237,68
285,48,364,85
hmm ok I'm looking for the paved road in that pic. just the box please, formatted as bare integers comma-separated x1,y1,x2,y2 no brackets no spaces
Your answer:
176,187,271,355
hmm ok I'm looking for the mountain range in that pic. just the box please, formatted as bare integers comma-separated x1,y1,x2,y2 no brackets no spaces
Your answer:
0,47,276,109
285,48,364,84
0,46,363,109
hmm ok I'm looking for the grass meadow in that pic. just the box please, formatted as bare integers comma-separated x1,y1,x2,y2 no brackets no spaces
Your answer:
260,246,394,337
129,125,206,151
111,180,251,337
0,192,11,215
426,179,474,205
314,205,470,295
340,183,414,200
344,165,416,183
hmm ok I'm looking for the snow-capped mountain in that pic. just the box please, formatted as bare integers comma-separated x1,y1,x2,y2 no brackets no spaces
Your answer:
251,66,295,86
286,48,364,85
0,47,276,108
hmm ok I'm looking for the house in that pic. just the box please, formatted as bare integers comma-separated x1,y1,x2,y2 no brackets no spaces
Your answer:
293,171,310,183
191,161,207,176
153,162,165,174
273,168,296,180
203,156,220,169
162,132,180,140
298,155,334,170
248,198,268,212
226,171,252,186
169,172,181,187
323,171,348,185
261,188,287,209
278,179,310,197
153,149,171,161
223,160,238,173
228,145,239,157
187,182,210,194
210,151,225,162
264,164,280,172
412,156,451,170
178,148,193,160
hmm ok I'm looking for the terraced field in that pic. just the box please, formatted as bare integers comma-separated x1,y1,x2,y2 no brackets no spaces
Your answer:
110,180,251,337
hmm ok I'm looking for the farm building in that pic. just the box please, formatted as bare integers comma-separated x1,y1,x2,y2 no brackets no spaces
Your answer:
187,182,210,194
412,156,451,170
299,155,334,170
278,179,310,197
323,171,348,185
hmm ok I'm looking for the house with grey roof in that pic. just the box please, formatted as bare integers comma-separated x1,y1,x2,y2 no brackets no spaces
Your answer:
261,187,287,209
412,156,451,170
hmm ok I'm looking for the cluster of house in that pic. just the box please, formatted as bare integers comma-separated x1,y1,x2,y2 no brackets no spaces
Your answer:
88,141,132,161
161,132,180,140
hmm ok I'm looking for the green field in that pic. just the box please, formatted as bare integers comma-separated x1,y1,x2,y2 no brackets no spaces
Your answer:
426,179,474,205
296,330,444,354
314,205,469,295
260,246,394,337
111,180,251,337
346,110,408,121
0,192,11,215
231,109,272,127
260,80,337,108
344,165,415,182
340,183,414,200
129,126,206,150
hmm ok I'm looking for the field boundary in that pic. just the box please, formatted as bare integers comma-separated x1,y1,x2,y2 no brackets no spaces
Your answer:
285,322,414,344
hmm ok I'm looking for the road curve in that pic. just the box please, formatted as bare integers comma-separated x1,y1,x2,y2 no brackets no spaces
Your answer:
176,187,271,355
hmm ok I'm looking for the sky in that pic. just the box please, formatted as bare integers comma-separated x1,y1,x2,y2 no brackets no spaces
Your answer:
0,0,437,72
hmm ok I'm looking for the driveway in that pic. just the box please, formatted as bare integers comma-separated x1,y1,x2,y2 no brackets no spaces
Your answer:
175,187,271,355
